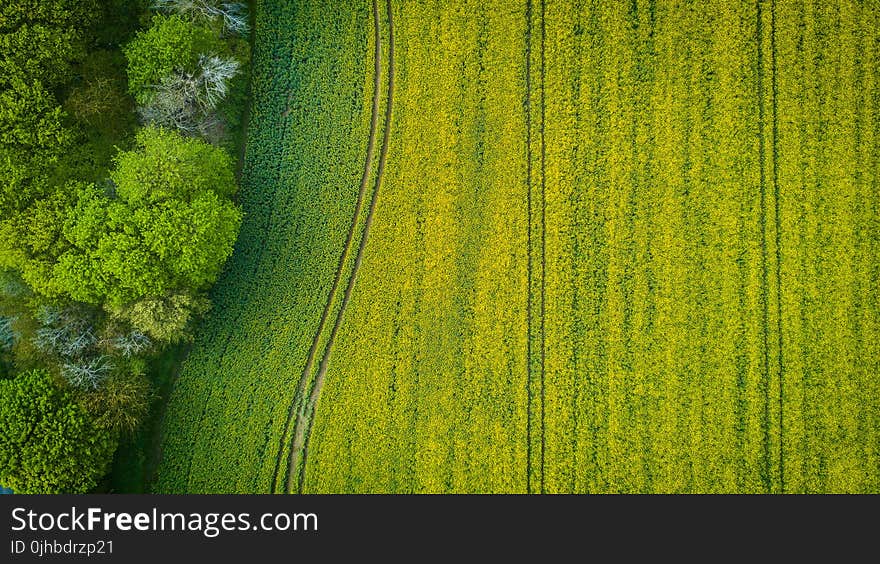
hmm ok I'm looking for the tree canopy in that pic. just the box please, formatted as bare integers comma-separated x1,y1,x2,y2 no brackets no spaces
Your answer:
2,184,240,310
124,15,224,104
0,369,116,494
0,80,71,216
0,0,248,493
112,126,237,204
0,0,97,86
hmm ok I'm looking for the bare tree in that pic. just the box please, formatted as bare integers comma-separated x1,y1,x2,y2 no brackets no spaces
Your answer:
138,54,240,135
152,0,249,36
111,331,153,358
196,55,240,110
62,356,114,390
138,76,200,134
0,316,18,350
35,305,62,326
33,307,98,358
0,270,27,298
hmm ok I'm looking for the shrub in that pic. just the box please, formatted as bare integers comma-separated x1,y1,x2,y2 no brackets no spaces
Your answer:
110,291,210,343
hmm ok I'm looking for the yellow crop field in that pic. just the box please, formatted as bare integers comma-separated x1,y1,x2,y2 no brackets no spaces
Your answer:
156,0,880,493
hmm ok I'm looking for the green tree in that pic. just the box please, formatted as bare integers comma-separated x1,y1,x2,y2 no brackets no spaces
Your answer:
0,24,85,86
0,188,75,297
3,149,241,309
0,1,103,215
0,0,98,86
0,79,72,215
49,184,240,308
111,291,210,343
111,126,236,204
0,80,70,158
0,0,98,32
124,15,223,104
132,191,241,289
0,369,116,493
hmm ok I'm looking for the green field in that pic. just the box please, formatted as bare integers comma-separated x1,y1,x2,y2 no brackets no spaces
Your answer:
156,0,880,493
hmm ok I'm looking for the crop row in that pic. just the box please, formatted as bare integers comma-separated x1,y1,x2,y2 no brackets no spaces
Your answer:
773,0,879,493
539,0,772,493
540,0,879,493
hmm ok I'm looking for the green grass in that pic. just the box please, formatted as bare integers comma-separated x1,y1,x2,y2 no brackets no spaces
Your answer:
155,0,880,493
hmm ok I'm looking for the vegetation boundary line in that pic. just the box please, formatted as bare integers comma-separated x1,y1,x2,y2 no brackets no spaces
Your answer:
755,0,770,492
287,0,396,494
525,0,534,496
271,0,384,493
757,0,785,493
180,3,273,492
539,0,547,496
525,0,546,495
770,0,784,493
148,343,193,491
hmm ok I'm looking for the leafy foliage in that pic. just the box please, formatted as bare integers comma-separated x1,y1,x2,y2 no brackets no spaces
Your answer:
54,184,240,308
111,292,209,343
0,24,84,87
79,361,153,435
112,126,237,204
124,15,224,104
0,188,74,295
2,133,241,308
0,0,98,86
0,80,71,215
0,80,70,157
58,50,137,186
0,0,98,32
0,369,116,493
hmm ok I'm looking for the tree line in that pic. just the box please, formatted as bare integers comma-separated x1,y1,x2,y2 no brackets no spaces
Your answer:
0,0,250,493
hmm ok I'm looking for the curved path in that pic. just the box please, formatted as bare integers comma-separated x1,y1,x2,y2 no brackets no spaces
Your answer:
272,0,396,494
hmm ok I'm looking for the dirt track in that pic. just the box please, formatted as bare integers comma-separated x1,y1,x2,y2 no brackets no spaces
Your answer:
272,0,396,494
